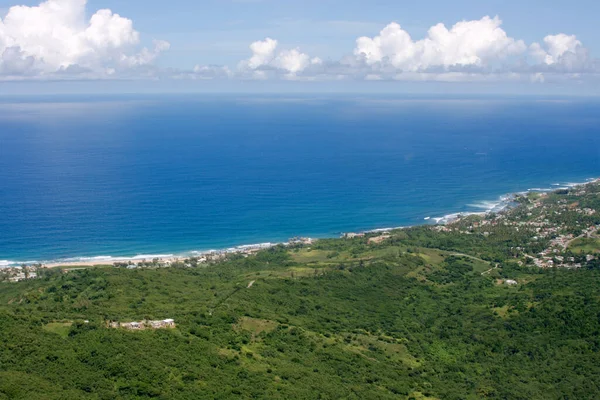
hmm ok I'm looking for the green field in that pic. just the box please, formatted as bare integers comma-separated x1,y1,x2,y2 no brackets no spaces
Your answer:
42,322,73,338
568,237,600,253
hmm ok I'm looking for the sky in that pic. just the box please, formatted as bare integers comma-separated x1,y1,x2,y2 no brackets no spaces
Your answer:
0,0,599,94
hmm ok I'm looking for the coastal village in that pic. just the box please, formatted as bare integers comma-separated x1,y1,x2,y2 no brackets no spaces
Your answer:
341,180,600,271
431,182,600,269
0,237,315,281
112,237,315,269
0,264,41,283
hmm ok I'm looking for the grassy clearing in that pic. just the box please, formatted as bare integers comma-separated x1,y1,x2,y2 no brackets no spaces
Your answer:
469,259,493,274
218,347,238,359
290,249,351,264
409,392,440,400
42,322,73,338
493,305,512,319
415,248,447,265
568,237,600,254
235,317,278,336
254,266,328,280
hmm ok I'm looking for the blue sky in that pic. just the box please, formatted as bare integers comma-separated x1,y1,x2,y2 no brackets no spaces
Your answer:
0,0,598,93
82,0,600,67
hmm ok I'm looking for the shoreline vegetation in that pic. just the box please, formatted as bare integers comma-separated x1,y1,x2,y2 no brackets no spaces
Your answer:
1,178,598,271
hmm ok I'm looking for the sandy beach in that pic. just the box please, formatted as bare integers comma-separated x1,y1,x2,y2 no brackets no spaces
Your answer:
42,256,186,269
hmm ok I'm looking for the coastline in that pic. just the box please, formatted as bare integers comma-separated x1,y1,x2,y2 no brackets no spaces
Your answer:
2,177,598,269
38,242,285,269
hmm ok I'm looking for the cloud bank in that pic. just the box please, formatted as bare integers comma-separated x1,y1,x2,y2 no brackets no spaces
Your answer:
0,0,596,84
198,16,598,83
0,0,169,79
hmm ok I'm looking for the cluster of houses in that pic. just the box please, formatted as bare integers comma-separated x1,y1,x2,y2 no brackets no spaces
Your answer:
368,234,392,244
108,319,176,330
343,232,366,239
118,237,316,270
512,199,599,268
2,237,316,279
288,237,314,246
1,265,40,283
432,184,600,269
342,232,392,244
527,226,597,269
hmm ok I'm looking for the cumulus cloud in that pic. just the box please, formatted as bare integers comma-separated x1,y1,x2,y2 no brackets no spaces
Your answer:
0,5,597,84
354,16,526,72
230,15,597,83
531,34,582,65
528,34,595,73
241,15,596,83
239,38,322,78
0,0,168,79
246,38,278,69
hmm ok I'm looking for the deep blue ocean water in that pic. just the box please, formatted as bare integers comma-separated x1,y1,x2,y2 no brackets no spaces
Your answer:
1,94,599,264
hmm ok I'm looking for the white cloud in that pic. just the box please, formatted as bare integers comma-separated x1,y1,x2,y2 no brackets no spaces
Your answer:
239,38,321,78
529,34,593,73
0,4,597,84
247,37,278,69
185,64,232,79
120,40,171,68
0,0,168,78
354,16,526,71
273,49,310,73
235,16,596,83
539,34,582,65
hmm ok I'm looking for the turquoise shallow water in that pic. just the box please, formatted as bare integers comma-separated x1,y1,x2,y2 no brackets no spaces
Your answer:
0,95,599,264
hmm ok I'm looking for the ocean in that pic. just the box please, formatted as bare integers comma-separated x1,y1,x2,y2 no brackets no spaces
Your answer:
1,94,599,265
